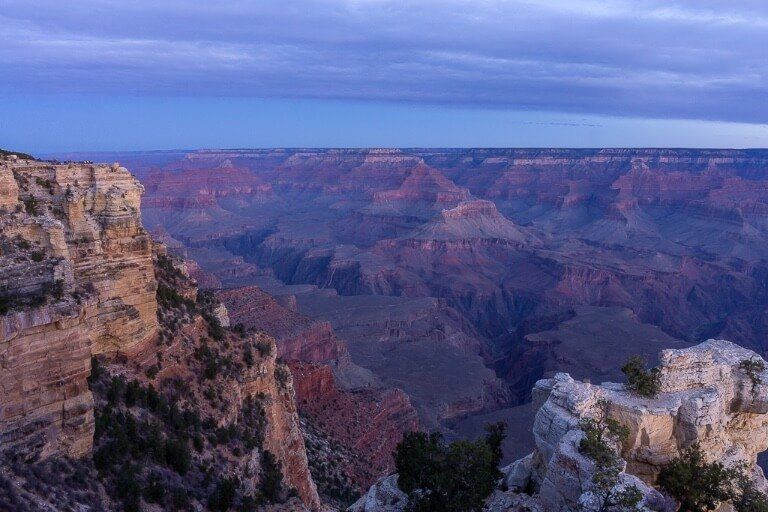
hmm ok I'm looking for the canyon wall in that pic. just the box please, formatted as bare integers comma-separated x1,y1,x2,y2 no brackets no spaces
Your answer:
1,157,157,459
0,153,322,510
55,147,768,494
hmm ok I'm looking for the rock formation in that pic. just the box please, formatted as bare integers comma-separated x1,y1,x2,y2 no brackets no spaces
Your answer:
352,339,768,512
1,157,158,459
0,153,323,511
218,284,420,490
502,339,768,511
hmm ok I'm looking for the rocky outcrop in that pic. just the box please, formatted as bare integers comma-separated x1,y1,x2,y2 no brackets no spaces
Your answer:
1,157,158,459
373,163,472,209
501,339,768,511
241,339,322,509
219,284,420,488
292,363,419,489
218,285,348,364
353,339,768,511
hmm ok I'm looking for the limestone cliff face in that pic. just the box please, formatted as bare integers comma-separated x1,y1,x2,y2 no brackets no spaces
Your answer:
241,341,322,509
1,156,157,458
502,339,768,511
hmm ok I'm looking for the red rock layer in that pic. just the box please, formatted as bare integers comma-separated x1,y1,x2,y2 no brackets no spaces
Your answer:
290,363,418,488
217,285,347,364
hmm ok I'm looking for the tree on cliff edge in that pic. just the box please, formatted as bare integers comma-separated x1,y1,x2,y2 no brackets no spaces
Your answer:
394,422,506,512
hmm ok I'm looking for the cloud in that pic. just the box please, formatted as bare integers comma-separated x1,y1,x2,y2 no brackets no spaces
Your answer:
1,0,766,124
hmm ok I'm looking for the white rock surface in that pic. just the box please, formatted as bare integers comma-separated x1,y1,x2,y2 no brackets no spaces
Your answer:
348,475,408,512
354,340,768,511
505,339,768,510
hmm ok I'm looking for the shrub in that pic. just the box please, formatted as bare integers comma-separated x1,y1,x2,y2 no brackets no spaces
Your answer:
208,477,239,512
115,466,141,512
731,461,768,512
621,355,661,398
657,443,768,512
145,364,159,379
578,399,638,512
261,451,287,503
22,196,39,215
144,471,165,504
164,438,191,475
243,346,254,367
255,340,273,357
579,399,629,465
394,423,505,512
739,358,765,386
31,250,45,262
274,365,290,387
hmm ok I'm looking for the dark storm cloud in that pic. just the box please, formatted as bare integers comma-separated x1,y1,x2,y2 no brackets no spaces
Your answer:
2,0,767,123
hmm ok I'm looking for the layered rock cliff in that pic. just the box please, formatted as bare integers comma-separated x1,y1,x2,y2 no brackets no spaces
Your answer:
0,152,323,511
218,284,420,492
1,156,157,459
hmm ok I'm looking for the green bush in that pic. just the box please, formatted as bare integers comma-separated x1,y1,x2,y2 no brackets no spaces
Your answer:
144,471,165,504
578,399,639,512
394,423,505,512
658,443,733,511
261,451,287,503
207,477,239,512
22,196,39,215
579,399,629,465
621,355,661,398
658,443,768,512
164,438,191,475
255,340,273,357
739,358,765,386
275,365,290,387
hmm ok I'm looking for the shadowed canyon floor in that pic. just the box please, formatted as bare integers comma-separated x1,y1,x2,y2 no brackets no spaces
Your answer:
52,147,768,469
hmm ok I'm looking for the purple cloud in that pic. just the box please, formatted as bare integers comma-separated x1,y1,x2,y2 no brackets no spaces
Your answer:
2,0,767,123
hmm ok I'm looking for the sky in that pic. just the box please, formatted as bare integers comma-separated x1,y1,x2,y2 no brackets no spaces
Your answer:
2,0,768,152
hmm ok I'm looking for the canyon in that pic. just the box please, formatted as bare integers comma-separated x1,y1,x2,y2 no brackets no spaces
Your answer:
352,339,768,511
7,146,768,510
56,148,768,459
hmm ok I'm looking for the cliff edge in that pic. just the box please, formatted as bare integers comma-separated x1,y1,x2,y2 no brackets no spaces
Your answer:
0,153,323,511
352,339,768,512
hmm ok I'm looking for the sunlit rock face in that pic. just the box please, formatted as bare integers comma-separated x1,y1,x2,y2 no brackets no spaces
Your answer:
0,154,323,510
1,156,158,459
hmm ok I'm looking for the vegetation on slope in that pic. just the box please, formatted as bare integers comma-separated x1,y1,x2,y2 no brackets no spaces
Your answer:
658,443,768,512
393,422,506,512
0,253,307,511
0,148,36,160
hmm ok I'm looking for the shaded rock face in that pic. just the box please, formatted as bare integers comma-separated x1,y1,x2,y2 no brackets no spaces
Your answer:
218,285,348,364
241,341,322,509
292,362,419,489
510,339,768,511
0,157,158,459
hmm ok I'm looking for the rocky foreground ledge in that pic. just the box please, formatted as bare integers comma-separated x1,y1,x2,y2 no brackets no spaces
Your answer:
351,339,768,511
